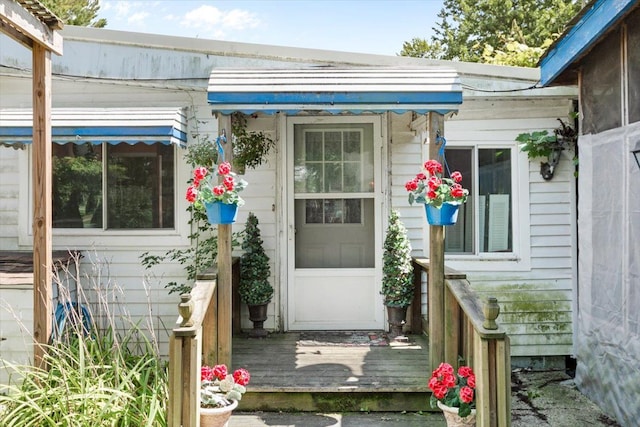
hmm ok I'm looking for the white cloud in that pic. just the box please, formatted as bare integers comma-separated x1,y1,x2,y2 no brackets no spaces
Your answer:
128,12,149,25
180,5,260,33
113,1,132,18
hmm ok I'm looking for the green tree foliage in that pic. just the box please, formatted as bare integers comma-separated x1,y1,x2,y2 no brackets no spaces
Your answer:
41,0,107,27
399,0,581,65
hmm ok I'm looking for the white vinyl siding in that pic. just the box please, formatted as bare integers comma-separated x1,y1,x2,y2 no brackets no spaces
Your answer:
391,97,576,357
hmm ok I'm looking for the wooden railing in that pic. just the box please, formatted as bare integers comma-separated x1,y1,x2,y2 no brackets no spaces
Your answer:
413,257,511,427
168,260,240,427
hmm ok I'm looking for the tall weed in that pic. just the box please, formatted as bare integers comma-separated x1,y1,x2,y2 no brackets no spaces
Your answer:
0,251,168,427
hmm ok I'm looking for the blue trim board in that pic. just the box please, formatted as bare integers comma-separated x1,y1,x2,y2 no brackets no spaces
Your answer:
207,91,463,106
540,0,637,86
214,107,460,115
0,125,187,145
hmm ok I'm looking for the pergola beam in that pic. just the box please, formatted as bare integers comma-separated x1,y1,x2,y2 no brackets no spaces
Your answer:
0,0,63,55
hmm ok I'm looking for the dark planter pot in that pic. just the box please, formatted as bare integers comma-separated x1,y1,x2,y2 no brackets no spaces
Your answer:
386,305,408,337
247,303,269,338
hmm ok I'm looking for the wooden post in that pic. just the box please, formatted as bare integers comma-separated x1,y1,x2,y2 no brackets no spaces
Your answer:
32,43,53,369
427,112,446,373
217,114,233,367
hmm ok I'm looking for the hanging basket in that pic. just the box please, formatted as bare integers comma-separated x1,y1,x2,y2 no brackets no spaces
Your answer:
204,201,238,225
425,202,460,226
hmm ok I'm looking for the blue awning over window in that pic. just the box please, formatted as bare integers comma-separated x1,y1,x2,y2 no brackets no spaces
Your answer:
0,108,188,148
207,67,463,115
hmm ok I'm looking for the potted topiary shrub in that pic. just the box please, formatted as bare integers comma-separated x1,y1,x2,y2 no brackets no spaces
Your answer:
381,210,414,337
239,212,273,337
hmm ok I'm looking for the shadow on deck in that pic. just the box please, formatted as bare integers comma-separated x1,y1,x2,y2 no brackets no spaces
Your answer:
232,331,432,412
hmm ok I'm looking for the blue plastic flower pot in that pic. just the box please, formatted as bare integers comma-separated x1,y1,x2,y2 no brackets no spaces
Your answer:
204,201,238,224
425,202,460,226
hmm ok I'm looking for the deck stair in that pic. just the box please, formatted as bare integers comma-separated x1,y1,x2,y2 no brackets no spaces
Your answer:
232,331,432,412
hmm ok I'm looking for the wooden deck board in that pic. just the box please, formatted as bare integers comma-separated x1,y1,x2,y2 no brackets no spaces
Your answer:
232,332,430,392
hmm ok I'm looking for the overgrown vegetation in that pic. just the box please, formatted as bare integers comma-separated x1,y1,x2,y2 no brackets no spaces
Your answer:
140,135,242,295
0,252,167,426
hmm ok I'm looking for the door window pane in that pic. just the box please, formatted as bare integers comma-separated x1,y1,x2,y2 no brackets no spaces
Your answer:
294,124,374,194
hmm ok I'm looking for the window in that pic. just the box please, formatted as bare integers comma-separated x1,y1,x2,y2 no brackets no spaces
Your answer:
52,142,175,229
444,148,512,254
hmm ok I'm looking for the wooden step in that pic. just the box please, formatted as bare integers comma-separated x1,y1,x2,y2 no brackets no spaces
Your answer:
232,332,433,412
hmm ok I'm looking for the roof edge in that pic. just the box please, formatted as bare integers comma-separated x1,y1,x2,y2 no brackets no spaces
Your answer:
59,26,541,82
539,0,637,86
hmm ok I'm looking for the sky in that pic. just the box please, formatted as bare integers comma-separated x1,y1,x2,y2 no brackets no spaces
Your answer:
98,0,444,56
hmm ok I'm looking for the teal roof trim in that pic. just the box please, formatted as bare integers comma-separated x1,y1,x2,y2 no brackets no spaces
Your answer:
540,0,636,86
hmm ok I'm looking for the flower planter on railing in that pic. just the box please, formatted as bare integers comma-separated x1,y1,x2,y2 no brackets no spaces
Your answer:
425,202,460,226
205,201,238,225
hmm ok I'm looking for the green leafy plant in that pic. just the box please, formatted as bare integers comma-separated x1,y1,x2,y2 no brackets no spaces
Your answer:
141,138,242,295
516,118,577,160
239,212,273,305
231,112,275,173
381,210,414,307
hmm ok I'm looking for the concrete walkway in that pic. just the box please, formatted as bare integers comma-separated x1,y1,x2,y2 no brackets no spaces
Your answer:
229,370,621,427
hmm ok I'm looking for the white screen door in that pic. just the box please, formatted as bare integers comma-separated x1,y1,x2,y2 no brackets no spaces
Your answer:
287,118,383,330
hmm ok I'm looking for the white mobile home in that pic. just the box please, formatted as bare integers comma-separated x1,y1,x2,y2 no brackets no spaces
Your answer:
0,25,577,378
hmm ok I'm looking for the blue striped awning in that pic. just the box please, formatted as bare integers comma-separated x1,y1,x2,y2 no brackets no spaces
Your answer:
207,68,463,115
0,108,188,148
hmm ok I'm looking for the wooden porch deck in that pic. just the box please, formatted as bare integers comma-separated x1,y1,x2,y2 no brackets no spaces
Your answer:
232,332,432,412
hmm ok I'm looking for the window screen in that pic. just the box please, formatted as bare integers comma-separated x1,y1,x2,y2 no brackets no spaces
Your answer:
581,29,622,134
627,8,640,124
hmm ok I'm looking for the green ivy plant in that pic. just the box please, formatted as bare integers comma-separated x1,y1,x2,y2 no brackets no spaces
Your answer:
381,210,414,308
239,212,273,306
516,117,577,160
516,117,578,180
141,136,241,295
231,112,275,173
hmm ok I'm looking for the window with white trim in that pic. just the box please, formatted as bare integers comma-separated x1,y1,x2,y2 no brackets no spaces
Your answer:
444,147,513,254
52,142,175,229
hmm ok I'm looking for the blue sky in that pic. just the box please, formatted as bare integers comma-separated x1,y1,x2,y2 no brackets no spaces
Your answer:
99,1,444,56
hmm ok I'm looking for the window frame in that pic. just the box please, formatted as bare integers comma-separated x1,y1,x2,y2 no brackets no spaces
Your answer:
18,143,191,249
429,142,531,272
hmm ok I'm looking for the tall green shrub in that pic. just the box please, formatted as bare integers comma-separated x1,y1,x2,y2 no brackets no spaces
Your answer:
382,210,414,307
239,212,273,305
